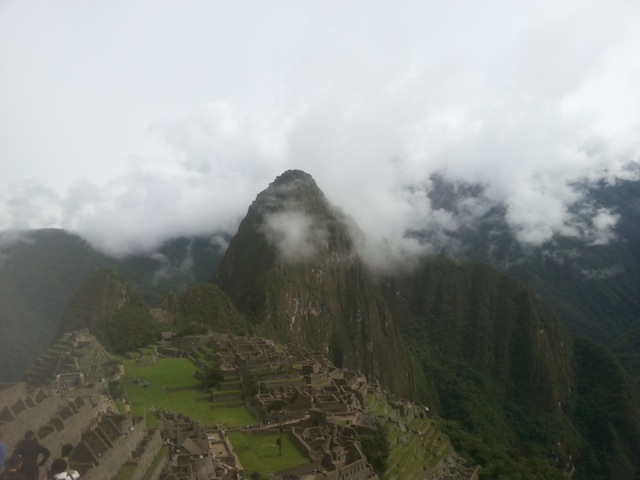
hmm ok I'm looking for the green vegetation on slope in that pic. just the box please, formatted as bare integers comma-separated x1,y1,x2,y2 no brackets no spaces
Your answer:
382,256,582,473
568,337,640,479
443,421,565,479
0,229,112,380
60,268,163,353
158,282,252,336
359,420,389,475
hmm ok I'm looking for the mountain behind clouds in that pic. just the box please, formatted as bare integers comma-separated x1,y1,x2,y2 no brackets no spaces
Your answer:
2,175,639,381
2,170,640,477
425,176,640,376
215,170,413,396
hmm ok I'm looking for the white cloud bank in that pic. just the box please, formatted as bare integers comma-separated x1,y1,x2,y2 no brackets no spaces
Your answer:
261,210,329,263
0,0,639,257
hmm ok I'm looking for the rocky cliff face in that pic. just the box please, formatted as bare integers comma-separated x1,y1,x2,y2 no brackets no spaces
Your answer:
216,170,413,396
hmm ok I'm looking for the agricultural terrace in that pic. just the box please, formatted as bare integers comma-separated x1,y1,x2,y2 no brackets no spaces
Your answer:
119,347,257,428
366,392,456,479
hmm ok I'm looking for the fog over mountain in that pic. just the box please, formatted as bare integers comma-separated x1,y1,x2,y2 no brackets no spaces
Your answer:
1,0,639,259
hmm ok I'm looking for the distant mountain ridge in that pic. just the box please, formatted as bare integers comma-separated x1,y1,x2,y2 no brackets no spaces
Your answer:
425,176,640,378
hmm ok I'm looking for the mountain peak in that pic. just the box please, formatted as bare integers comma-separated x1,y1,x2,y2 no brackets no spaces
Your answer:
251,169,326,217
271,169,316,187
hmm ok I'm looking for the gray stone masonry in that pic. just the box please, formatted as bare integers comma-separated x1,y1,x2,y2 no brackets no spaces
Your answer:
71,414,147,480
129,429,164,480
0,383,99,468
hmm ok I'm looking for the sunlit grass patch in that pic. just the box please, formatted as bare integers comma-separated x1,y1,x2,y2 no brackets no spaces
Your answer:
122,354,256,427
227,431,310,476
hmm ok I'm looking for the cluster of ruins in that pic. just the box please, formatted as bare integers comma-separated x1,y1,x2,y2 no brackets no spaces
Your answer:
0,330,421,480
0,331,478,480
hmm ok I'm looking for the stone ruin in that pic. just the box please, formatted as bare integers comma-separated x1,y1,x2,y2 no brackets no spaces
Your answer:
0,382,164,480
24,331,121,389
161,411,241,480
1,332,164,480
209,336,382,480
294,422,378,480
2,330,477,479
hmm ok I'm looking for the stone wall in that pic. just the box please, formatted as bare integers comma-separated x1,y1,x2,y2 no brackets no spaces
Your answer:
130,429,164,480
72,415,147,480
0,382,99,469
0,385,63,445
324,455,378,480
0,383,29,411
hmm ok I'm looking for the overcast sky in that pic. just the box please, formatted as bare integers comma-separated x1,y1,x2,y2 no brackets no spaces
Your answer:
1,0,639,257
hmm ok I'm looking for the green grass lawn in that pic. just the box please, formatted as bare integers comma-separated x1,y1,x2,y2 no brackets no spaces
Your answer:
122,355,257,427
227,431,310,476
119,351,313,476
113,463,137,480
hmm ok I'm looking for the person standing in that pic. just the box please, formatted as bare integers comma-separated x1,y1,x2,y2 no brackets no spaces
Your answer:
13,432,49,480
59,445,73,467
0,430,7,471
51,444,74,472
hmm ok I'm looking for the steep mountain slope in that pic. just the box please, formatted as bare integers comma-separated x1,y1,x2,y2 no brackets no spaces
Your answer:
214,170,640,478
569,336,640,479
429,177,640,378
382,256,574,441
382,255,640,478
58,268,163,353
216,170,414,396
157,282,252,335
0,229,112,381
0,229,226,381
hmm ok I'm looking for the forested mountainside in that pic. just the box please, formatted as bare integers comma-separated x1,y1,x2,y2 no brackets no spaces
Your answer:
1,170,640,478
0,230,226,381
212,170,640,478
0,230,112,380
429,176,640,379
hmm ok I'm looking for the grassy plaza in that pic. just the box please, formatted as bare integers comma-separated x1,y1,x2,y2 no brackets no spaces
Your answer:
118,349,311,476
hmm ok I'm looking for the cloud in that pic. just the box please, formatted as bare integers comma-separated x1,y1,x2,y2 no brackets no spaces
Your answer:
580,265,624,280
261,210,329,263
2,182,62,230
0,0,639,261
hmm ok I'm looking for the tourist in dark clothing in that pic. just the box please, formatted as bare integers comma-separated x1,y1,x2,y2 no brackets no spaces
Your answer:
0,454,26,480
48,444,75,478
13,432,49,480
59,445,73,466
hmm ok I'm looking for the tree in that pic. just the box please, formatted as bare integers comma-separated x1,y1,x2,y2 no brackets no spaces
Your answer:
266,399,288,456
198,364,224,390
359,421,389,475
